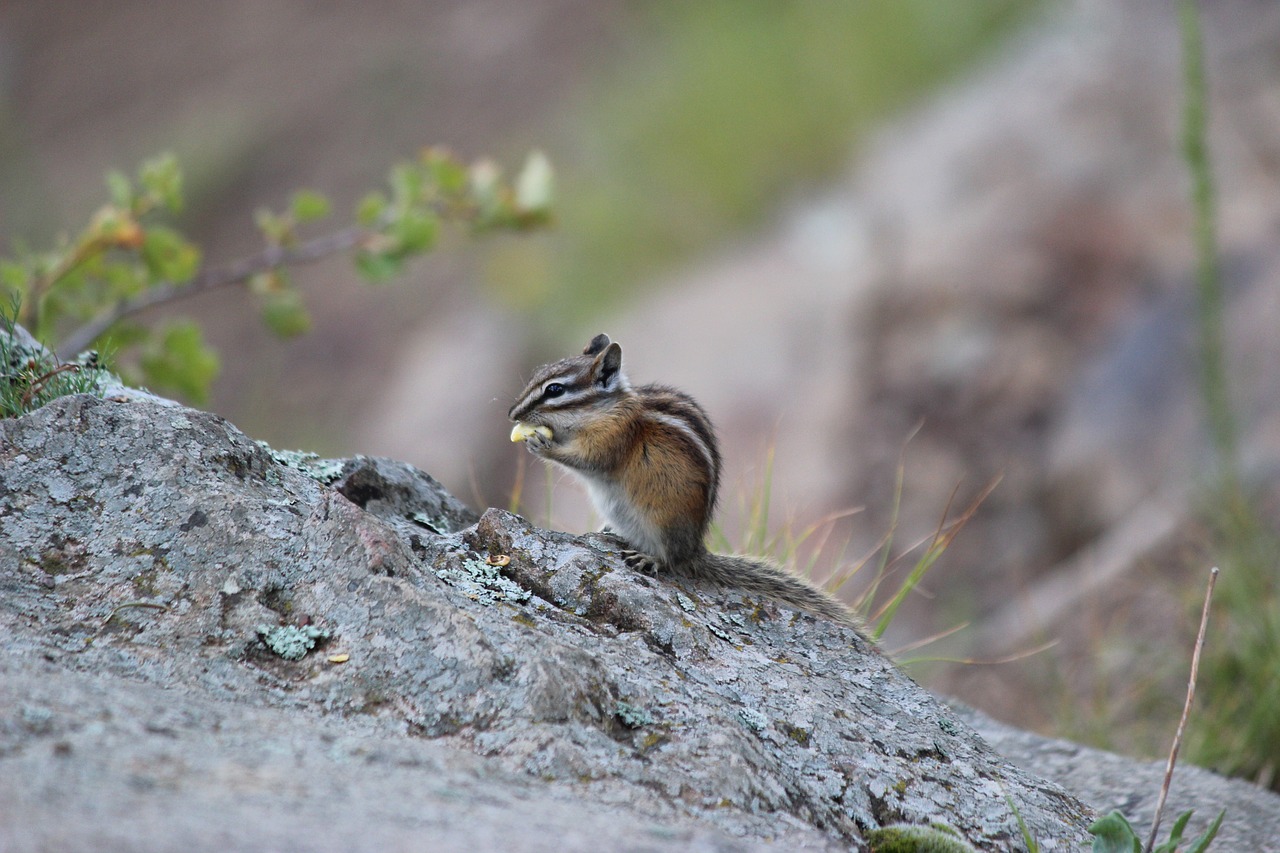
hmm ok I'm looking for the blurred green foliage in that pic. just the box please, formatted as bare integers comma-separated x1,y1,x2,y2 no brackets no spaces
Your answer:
487,0,1035,333
1,149,552,404
1188,509,1280,789
1175,0,1278,792
1041,0,1279,794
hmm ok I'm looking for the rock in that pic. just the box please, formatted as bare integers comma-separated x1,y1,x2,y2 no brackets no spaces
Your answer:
0,392,1094,850
0,662,778,853
958,704,1280,851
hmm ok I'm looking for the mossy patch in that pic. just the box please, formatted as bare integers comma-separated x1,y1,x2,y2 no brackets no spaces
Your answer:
866,822,975,853
783,724,811,747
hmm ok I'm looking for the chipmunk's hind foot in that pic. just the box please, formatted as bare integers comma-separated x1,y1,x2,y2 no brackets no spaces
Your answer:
621,549,662,576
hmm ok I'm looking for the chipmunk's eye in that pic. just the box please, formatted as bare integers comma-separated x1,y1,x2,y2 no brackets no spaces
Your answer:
543,382,566,398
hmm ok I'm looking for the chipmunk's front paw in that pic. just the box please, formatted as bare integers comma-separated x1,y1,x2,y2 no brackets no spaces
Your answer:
524,430,554,453
621,549,662,576
511,422,554,453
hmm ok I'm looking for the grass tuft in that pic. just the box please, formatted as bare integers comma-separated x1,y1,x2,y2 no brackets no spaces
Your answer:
1,298,107,418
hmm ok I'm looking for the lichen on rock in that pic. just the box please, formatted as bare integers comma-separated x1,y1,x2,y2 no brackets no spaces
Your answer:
256,623,331,660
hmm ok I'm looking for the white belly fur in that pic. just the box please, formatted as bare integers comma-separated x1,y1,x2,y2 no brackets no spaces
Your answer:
584,477,667,562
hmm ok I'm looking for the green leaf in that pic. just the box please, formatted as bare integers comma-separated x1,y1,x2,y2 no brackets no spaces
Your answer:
138,153,183,213
356,191,387,228
0,260,30,299
354,249,402,284
290,190,331,224
1186,810,1225,853
422,147,468,196
139,320,220,403
254,208,291,245
1152,810,1193,853
392,209,437,255
102,259,148,300
389,162,424,207
97,320,149,352
515,150,554,214
1088,811,1141,853
260,287,311,338
106,170,134,209
1005,794,1039,853
141,226,202,284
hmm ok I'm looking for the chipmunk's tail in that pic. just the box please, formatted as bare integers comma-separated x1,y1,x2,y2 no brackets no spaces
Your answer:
684,551,862,629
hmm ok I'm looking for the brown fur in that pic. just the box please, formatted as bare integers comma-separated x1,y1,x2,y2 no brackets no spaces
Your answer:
510,334,863,631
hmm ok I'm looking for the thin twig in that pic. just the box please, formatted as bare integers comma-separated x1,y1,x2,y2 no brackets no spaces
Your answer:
103,601,169,624
1144,565,1219,853
56,225,368,359
26,236,110,331
19,362,80,409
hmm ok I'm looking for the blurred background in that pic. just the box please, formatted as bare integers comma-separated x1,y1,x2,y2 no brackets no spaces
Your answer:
4,0,1280,785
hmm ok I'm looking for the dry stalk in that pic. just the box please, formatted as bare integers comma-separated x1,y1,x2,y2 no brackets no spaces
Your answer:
1144,566,1219,853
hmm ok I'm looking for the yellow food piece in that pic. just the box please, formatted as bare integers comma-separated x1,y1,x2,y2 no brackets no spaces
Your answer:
327,653,350,664
510,423,553,443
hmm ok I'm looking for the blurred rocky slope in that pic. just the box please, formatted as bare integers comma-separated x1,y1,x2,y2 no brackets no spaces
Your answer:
365,0,1280,729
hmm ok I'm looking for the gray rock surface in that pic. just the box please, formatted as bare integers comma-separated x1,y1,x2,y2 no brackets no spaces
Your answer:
958,705,1280,851
0,393,1094,851
0,662,776,853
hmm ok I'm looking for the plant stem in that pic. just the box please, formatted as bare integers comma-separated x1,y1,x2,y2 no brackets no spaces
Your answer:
1179,0,1238,496
56,225,368,360
26,236,110,333
1144,566,1218,853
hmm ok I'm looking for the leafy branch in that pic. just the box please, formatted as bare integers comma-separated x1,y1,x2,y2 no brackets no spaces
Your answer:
2,147,553,402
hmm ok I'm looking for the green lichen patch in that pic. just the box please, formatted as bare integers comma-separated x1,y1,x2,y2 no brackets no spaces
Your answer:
436,557,530,605
708,623,735,643
614,701,654,729
258,444,347,484
737,707,769,732
409,511,448,533
256,623,330,661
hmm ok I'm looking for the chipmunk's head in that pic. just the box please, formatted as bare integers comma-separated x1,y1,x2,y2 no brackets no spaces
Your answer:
508,333,631,440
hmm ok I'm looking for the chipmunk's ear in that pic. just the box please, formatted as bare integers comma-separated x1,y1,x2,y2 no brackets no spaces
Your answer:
594,341,626,390
582,333,611,356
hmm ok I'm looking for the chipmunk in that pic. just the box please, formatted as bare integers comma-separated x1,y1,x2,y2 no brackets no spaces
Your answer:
508,333,859,628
